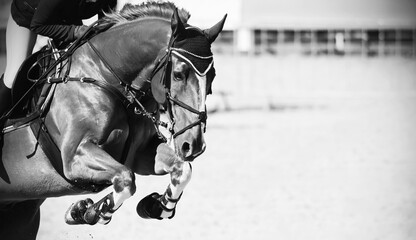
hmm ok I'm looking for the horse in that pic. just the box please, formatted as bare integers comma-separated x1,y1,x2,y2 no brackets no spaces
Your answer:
0,2,226,239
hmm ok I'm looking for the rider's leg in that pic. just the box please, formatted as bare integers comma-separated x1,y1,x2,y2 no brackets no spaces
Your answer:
1,13,36,118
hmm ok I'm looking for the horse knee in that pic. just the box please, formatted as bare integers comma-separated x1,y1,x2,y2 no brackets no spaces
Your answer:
154,143,180,174
112,170,136,195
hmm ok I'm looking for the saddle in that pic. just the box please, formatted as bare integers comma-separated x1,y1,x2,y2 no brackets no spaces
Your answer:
4,21,105,129
10,45,55,119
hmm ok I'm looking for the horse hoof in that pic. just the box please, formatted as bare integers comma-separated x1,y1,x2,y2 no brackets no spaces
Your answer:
64,198,93,225
84,207,101,225
64,203,78,224
65,203,87,225
136,192,163,220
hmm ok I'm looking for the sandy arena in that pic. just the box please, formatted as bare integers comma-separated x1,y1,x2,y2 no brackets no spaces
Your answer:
1,55,416,240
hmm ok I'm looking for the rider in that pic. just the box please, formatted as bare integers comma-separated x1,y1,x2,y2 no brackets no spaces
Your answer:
0,0,117,121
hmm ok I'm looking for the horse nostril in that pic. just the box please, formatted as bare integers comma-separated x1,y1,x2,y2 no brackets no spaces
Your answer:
181,142,191,156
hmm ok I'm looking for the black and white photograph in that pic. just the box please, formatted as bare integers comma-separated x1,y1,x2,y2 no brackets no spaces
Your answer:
1,0,416,239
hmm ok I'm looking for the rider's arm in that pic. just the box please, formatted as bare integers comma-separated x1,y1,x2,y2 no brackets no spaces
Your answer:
30,0,81,43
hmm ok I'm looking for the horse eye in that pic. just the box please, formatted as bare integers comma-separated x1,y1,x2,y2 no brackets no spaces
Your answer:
173,71,185,81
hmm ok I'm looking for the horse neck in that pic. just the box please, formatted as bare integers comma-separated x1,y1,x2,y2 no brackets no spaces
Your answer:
89,18,171,87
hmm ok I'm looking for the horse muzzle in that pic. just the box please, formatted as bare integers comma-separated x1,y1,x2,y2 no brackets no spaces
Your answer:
179,138,206,161
172,120,206,161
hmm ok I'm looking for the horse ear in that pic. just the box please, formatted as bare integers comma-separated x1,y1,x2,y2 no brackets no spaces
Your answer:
204,14,227,43
171,8,185,38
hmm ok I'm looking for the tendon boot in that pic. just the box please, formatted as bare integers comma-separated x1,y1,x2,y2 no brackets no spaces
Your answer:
0,74,12,132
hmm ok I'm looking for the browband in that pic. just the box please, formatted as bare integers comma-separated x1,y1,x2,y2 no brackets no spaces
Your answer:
171,49,213,76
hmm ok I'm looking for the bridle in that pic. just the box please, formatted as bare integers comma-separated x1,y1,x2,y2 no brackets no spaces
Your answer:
147,36,210,139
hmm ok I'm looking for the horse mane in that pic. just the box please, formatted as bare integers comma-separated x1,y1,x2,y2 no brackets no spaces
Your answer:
97,1,190,29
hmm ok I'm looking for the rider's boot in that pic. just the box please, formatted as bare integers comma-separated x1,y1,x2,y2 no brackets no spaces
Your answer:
0,74,12,129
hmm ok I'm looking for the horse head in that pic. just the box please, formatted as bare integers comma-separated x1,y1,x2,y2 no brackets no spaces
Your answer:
151,9,227,161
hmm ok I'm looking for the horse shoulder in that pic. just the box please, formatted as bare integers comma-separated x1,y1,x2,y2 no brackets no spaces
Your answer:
48,83,130,164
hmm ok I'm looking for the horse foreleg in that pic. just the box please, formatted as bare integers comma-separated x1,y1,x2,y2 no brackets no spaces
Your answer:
63,140,136,225
159,160,192,218
137,143,192,220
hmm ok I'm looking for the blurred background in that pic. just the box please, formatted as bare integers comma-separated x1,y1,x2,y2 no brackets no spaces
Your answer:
1,0,416,239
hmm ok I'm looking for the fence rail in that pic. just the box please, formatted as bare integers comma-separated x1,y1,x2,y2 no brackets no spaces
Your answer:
213,28,416,57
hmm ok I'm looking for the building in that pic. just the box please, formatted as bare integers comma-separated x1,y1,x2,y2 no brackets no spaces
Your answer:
174,0,416,57
1,0,416,56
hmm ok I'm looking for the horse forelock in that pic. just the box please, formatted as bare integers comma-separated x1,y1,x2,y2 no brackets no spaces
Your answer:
98,1,190,29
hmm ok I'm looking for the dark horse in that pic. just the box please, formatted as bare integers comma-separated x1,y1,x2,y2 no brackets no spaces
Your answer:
0,2,226,239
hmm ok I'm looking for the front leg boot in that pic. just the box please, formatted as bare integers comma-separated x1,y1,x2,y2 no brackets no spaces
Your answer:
136,192,176,220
